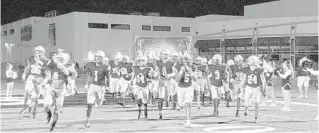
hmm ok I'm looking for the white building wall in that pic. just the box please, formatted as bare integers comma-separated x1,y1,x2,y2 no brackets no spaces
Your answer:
194,16,318,39
244,0,318,18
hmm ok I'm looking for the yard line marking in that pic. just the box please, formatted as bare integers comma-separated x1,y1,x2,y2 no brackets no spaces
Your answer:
275,101,317,107
259,113,313,121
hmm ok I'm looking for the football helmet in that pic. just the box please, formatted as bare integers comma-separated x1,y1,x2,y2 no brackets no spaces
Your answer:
94,51,105,63
102,57,109,65
160,49,170,60
55,52,70,64
136,55,146,66
182,54,192,65
114,52,123,62
201,57,208,65
234,55,244,65
123,55,130,62
212,54,222,65
227,59,235,66
195,57,202,64
298,57,309,66
246,55,260,66
33,46,45,56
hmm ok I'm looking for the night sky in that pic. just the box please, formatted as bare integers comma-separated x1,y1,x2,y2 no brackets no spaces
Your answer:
1,0,277,25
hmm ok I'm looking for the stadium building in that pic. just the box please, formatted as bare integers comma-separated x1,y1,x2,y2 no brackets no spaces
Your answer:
1,0,318,68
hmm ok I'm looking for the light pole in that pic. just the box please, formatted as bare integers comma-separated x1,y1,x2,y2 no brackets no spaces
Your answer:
5,43,15,62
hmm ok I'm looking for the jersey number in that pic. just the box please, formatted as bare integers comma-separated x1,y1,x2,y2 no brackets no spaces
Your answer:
137,74,145,84
162,66,167,76
184,73,190,83
215,70,220,80
94,71,98,82
195,71,202,78
52,72,59,80
247,74,258,84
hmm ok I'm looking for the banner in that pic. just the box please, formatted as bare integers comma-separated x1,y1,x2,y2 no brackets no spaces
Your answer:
134,36,197,58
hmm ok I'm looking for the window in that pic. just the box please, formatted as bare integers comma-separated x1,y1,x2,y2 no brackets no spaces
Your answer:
49,23,56,46
9,29,14,35
3,30,7,36
153,26,171,31
111,24,130,30
21,25,32,41
142,25,151,31
88,23,108,29
182,27,190,32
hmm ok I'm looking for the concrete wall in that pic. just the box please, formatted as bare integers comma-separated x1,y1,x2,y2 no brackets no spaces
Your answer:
244,0,318,18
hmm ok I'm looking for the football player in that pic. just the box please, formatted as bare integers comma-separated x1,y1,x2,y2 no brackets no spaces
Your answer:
20,46,50,118
109,53,122,100
84,51,110,127
230,55,244,117
176,54,195,128
193,57,208,109
46,52,71,131
296,57,311,98
146,53,159,105
118,55,133,107
240,55,266,124
225,59,234,107
133,56,152,119
170,51,182,110
207,54,226,117
155,49,176,119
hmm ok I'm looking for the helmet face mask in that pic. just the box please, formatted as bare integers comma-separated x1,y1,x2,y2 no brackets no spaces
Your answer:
160,49,170,60
94,56,103,63
182,54,191,65
33,46,45,56
212,54,222,65
234,55,243,65
195,57,202,64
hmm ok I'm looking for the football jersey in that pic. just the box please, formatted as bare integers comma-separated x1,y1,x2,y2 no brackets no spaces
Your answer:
296,66,310,77
133,66,151,87
146,62,157,79
243,67,264,88
86,62,110,86
28,56,48,77
192,63,207,79
208,65,226,87
174,61,183,72
47,61,68,82
109,61,121,78
178,65,193,88
230,65,243,81
119,62,133,80
156,59,175,79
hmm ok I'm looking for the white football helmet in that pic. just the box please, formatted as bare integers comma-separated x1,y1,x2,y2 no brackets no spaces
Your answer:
201,57,208,65
227,59,235,66
56,52,70,64
212,54,222,65
160,49,170,60
234,55,244,65
94,51,105,63
246,55,260,66
195,57,202,64
33,46,45,56
102,57,109,65
114,52,123,62
182,54,192,65
298,57,308,66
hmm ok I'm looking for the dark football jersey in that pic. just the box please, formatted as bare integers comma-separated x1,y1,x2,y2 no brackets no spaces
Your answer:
296,66,310,77
243,67,264,88
192,63,207,78
230,65,243,81
86,62,110,86
119,62,133,80
174,61,183,72
48,61,68,82
109,61,121,78
133,66,151,87
156,59,175,78
178,65,193,88
28,56,48,77
208,65,226,87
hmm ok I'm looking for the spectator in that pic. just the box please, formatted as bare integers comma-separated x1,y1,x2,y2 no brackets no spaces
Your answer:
6,63,17,100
